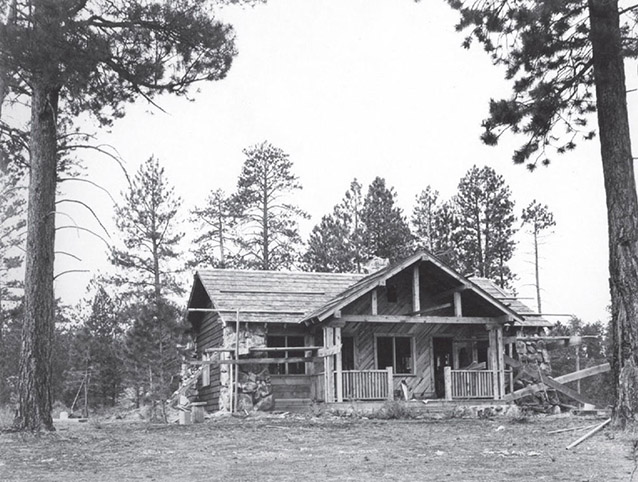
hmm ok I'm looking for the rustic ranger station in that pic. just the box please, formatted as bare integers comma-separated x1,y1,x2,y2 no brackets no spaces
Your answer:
180,250,581,413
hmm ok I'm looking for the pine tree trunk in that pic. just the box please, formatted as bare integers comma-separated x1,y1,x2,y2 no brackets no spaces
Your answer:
589,0,638,426
15,83,58,431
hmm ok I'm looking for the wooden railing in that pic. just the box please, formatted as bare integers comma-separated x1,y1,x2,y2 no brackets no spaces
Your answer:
311,368,394,402
342,367,393,401
445,368,494,399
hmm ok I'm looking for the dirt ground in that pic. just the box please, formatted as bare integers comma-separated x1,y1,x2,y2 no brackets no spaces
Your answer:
0,412,635,482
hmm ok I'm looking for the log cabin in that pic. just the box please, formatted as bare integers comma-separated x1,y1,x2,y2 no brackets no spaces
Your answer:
185,250,550,412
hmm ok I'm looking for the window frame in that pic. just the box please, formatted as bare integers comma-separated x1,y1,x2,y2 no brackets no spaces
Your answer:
374,334,415,375
266,334,307,375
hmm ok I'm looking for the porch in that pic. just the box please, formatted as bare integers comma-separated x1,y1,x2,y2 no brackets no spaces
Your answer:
306,366,511,403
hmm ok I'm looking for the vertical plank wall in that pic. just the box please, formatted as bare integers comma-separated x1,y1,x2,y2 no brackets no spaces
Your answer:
195,310,224,410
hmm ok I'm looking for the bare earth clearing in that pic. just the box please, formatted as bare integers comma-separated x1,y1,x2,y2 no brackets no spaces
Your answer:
0,413,634,481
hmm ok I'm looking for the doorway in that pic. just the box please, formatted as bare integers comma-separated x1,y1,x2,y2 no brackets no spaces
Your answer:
433,337,453,398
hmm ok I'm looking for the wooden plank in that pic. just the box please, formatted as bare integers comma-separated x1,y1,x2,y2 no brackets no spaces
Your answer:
339,315,504,324
218,289,326,295
318,343,342,357
504,353,522,368
566,419,611,450
412,264,420,313
503,363,611,402
218,356,323,365
408,303,452,316
554,363,610,384
541,373,598,406
249,346,324,352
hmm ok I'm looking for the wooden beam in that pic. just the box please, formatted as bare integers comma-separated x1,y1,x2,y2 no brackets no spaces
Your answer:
412,264,420,313
408,303,452,316
503,363,611,402
454,291,463,317
187,308,305,315
338,315,504,325
248,346,324,352
218,356,323,365
553,363,610,384
541,373,598,407
371,289,378,315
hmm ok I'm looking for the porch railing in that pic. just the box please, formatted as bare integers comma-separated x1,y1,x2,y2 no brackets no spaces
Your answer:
311,368,394,402
342,368,393,401
446,368,494,399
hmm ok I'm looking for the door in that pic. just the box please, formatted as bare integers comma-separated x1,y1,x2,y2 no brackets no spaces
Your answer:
433,337,453,398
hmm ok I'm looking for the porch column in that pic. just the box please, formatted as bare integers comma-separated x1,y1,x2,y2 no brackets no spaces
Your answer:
487,325,499,400
334,326,343,403
496,325,505,400
323,326,334,403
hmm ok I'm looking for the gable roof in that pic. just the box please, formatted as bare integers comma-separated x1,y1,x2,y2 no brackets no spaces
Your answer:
188,269,364,324
187,251,550,328
301,251,530,325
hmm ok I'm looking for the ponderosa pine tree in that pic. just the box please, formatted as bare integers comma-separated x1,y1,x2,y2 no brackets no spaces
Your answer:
0,0,237,431
521,201,556,313
234,141,308,271
446,0,638,424
412,186,441,252
110,157,184,405
454,166,516,288
304,179,369,273
111,156,184,301
190,188,239,269
362,177,413,262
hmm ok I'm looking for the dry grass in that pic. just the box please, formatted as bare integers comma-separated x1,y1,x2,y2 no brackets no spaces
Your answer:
0,412,635,481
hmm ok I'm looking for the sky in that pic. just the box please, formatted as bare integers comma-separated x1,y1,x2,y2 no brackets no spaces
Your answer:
54,0,631,324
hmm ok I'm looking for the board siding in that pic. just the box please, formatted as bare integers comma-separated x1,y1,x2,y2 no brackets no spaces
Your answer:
196,310,223,411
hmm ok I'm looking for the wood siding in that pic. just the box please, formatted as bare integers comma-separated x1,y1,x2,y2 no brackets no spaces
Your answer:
342,321,458,397
195,311,223,411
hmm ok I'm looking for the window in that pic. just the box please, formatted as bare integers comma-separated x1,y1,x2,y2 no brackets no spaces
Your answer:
342,336,355,370
376,336,413,374
267,335,305,375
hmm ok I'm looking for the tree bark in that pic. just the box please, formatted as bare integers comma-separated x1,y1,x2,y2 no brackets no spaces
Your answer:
14,83,58,431
589,0,638,426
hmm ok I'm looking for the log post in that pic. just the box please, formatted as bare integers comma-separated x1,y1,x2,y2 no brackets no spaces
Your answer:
487,326,499,400
444,366,452,400
496,325,505,400
412,264,420,313
323,326,334,403
386,366,394,400
335,326,343,403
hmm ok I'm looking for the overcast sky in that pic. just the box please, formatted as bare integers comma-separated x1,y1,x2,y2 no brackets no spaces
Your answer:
54,0,633,324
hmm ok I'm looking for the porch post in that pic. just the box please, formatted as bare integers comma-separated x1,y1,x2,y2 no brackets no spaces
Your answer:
488,326,499,400
444,366,452,400
496,325,505,400
323,326,334,403
334,326,343,403
386,366,394,401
